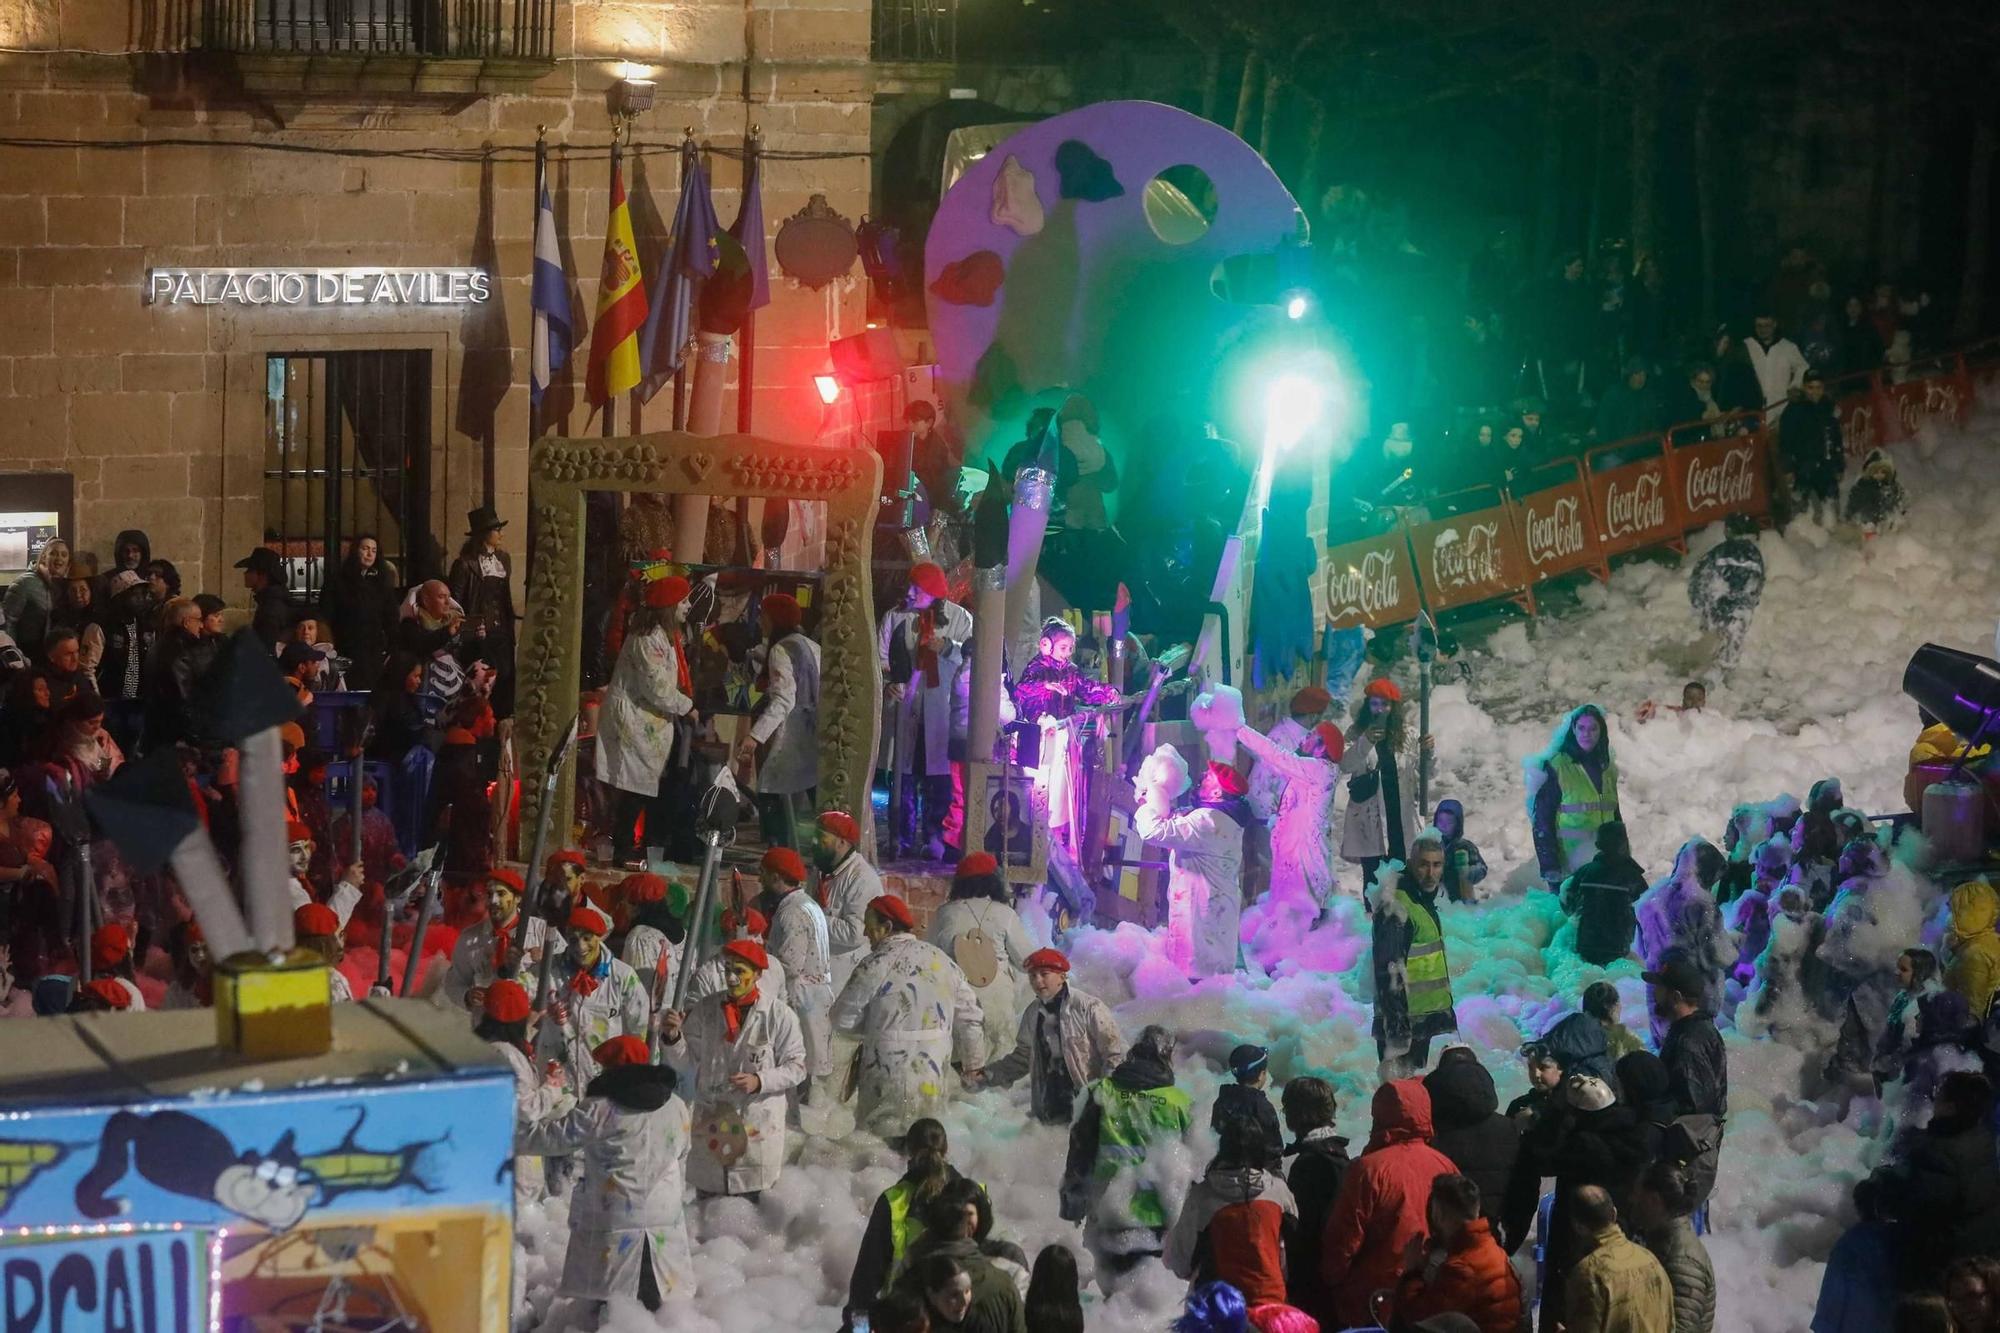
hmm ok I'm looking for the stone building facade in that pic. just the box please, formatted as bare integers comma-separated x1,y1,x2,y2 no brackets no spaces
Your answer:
0,0,873,602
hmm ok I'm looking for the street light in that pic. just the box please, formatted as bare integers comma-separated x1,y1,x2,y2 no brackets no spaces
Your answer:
1264,373,1323,452
813,374,841,405
1285,292,1309,321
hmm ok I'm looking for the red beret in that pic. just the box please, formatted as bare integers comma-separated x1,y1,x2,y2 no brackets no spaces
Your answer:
90,923,132,971
1365,677,1403,703
293,903,340,938
867,894,914,929
761,592,803,631
954,852,1000,879
443,727,479,746
1314,723,1345,759
645,575,691,609
619,872,670,904
1206,762,1249,798
567,904,612,936
1023,948,1070,973
722,908,769,937
760,847,806,883
81,977,132,1011
817,810,860,845
285,819,313,845
594,1035,651,1068
1290,685,1332,715
547,849,588,877
482,979,532,1023
721,938,770,972
487,867,526,895
909,562,950,600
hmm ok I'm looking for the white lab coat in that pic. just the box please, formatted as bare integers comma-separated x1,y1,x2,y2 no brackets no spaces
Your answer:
620,923,671,986
830,933,986,1135
1136,800,1246,978
493,1040,573,1203
750,631,820,795
594,623,693,797
1245,717,1308,823
439,913,562,1013
822,852,890,993
534,953,652,1087
767,889,835,1078
926,895,1035,1065
662,989,807,1195
516,1086,695,1303
286,875,362,930
880,600,973,776
1748,334,1810,415
1237,725,1341,905
688,948,789,1004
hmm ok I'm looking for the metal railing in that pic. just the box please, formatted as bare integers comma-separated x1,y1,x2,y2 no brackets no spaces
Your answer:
872,0,956,64
202,0,555,58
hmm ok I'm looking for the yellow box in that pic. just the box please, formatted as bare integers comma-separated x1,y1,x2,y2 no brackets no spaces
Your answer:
213,950,333,1060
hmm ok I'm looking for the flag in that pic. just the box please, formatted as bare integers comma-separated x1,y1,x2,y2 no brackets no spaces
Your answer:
529,182,571,410
638,143,721,401
585,160,648,407
730,148,770,313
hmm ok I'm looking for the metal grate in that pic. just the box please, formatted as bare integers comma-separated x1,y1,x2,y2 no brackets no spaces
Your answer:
203,0,555,58
872,0,955,63
264,351,432,607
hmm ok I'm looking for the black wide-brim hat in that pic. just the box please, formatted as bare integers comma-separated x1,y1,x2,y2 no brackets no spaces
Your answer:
234,547,284,578
465,505,507,536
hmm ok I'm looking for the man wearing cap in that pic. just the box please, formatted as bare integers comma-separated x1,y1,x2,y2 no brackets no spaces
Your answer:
831,894,985,1134
596,573,696,868
1646,955,1728,1205
442,867,565,1014
448,506,518,719
926,852,1035,1064
88,922,147,1011
1237,708,1346,911
538,903,652,1088
285,818,363,929
760,845,835,1098
816,809,891,992
688,908,790,1002
614,871,677,980
879,562,973,860
1134,745,1250,978
739,591,821,849
294,902,357,1002
977,947,1122,1124
660,937,807,1199
474,979,572,1204
235,546,291,649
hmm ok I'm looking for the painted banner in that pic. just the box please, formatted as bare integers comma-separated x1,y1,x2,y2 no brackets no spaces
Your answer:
1405,505,1528,612
0,1227,206,1333
1586,450,1677,556
1511,468,1604,583
1670,431,1768,529
1322,530,1420,630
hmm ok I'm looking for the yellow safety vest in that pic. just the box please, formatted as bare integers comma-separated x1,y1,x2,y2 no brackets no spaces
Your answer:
1393,887,1453,1017
1552,753,1619,860
882,1176,990,1290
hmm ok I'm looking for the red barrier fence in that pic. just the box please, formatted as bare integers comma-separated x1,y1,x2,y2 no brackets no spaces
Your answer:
1319,341,2000,631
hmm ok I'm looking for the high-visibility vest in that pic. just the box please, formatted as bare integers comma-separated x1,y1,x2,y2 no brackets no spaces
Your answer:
882,1176,990,1290
1552,753,1619,858
1091,1081,1195,1229
1392,887,1454,1018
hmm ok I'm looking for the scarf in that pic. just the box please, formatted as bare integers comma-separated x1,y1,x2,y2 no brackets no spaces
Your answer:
915,608,941,688
669,627,692,695
491,914,520,977
723,988,760,1042
568,949,609,998
1377,738,1406,861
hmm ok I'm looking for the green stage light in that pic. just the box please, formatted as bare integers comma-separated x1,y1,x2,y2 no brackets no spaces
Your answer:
1265,373,1323,451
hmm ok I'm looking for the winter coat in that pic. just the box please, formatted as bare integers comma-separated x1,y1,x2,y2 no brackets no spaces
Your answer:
749,631,820,795
822,852,889,993
880,600,972,776
890,1236,1027,1333
1530,1102,1660,1317
448,546,516,648
323,559,400,690
1423,1057,1521,1229
662,987,807,1195
1062,1052,1194,1254
494,1040,573,1204
1211,1082,1286,1171
1164,1163,1298,1307
96,604,154,703
1372,871,1457,1059
1531,738,1619,879
1724,887,1775,984
1636,843,1731,1018
1284,1128,1351,1319
1844,450,1908,529
1238,723,1341,906
1340,734,1418,863
1642,1218,1716,1333
438,912,562,1013
1391,1217,1525,1333
594,622,693,797
1660,1013,1729,1119
927,894,1035,1065
517,1064,694,1302
1746,334,1810,412
145,627,212,747
1563,852,1649,965
984,983,1123,1125
250,582,291,650
1565,1223,1674,1333
831,932,985,1136
1137,797,1247,978
1686,537,1765,642
1778,396,1844,495
846,1164,982,1310
767,887,835,1079
1946,879,2000,1020
1872,1108,2000,1274
534,950,652,1088
1593,378,1664,445
1433,799,1489,903
1321,1080,1460,1328
1,571,56,662
1810,1219,1900,1333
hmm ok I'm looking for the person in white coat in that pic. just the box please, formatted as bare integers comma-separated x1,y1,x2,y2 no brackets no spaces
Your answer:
686,908,789,1001
736,591,820,850
595,575,695,868
1747,312,1811,419
880,561,974,860
1339,677,1432,899
440,867,563,1014
1245,685,1329,829
817,809,893,993
976,947,1123,1124
536,904,651,1090
831,895,986,1136
925,852,1035,1065
476,979,572,1204
516,1034,694,1323
660,938,808,1199
615,871,681,998
761,845,835,1096
1236,716,1346,908
1134,746,1249,979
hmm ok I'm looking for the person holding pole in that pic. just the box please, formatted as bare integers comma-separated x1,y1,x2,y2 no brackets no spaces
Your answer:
537,903,650,1089
738,592,820,850
441,867,563,1015
816,809,891,994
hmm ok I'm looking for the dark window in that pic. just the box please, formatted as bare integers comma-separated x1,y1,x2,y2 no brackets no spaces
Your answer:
202,0,552,57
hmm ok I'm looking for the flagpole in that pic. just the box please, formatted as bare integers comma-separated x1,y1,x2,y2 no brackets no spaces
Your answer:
626,121,646,437
605,126,621,441
532,126,546,446
672,130,696,432
737,127,760,436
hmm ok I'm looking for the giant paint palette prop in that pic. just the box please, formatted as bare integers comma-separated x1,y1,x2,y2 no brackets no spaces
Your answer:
923,100,1303,504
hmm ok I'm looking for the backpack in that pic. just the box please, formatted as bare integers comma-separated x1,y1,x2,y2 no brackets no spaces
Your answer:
952,904,1000,989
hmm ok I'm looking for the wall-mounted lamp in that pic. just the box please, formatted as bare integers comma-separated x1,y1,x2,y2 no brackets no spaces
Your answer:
612,71,656,115
813,374,842,405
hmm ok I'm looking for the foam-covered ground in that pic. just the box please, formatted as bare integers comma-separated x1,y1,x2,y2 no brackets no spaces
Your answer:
528,418,2000,1332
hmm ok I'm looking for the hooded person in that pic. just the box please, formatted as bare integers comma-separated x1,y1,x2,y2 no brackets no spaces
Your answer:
660,938,808,1199
1164,1113,1300,1307
1945,879,2000,1021
1818,836,1904,1085
441,867,564,1014
927,852,1035,1065
1134,747,1249,978
1726,836,1795,984
879,562,974,859
535,904,652,1090
1539,1011,1618,1085
1431,799,1488,904
977,947,1123,1126
738,592,821,850
1341,678,1428,892
1525,1075,1659,1330
1844,448,1908,534
1686,516,1767,673
831,894,986,1135
1529,705,1621,885
1372,836,1458,1076
595,574,697,868
1061,1025,1195,1285
1423,1048,1522,1233
515,1036,695,1316
1235,713,1345,908
1634,839,1731,1027
1562,820,1650,966
1319,1078,1460,1329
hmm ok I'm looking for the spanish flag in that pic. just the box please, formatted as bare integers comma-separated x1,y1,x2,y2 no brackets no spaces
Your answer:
585,160,649,406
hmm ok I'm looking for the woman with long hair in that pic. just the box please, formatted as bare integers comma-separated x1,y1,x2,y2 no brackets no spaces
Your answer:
1529,704,1621,886
1340,677,1430,895
847,1119,974,1320
323,533,400,691
1023,1244,1083,1333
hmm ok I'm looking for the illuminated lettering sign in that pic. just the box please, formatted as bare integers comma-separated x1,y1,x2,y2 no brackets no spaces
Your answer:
146,267,491,307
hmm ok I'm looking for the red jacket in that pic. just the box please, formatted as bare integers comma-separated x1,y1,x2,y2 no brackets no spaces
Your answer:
1392,1217,1525,1333
1164,1164,1297,1306
1322,1079,1460,1327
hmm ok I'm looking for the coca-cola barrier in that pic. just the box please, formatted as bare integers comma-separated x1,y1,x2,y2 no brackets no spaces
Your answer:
1406,500,1532,613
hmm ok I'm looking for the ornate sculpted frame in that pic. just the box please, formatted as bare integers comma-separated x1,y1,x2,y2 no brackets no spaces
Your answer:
517,432,883,845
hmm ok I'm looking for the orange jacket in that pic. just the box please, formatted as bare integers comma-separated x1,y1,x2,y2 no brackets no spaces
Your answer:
1392,1216,1525,1333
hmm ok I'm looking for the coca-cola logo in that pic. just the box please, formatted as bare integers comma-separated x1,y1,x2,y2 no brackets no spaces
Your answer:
1327,548,1403,619
1843,401,1875,457
1603,470,1667,539
1525,494,1585,566
1926,380,1961,423
1431,521,1504,590
1684,446,1755,514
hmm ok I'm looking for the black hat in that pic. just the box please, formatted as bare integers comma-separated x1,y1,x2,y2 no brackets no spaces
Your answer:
1641,956,1708,1000
234,547,283,579
465,506,507,536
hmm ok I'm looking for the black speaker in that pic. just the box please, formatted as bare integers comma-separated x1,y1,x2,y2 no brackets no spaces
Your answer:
874,429,915,503
830,327,904,384
1904,643,2000,741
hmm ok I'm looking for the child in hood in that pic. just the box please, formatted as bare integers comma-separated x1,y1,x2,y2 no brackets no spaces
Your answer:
1432,799,1489,904
1560,820,1649,967
1945,879,2000,1021
1844,448,1908,533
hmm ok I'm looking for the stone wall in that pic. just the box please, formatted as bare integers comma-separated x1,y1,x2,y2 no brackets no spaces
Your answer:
0,0,874,601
